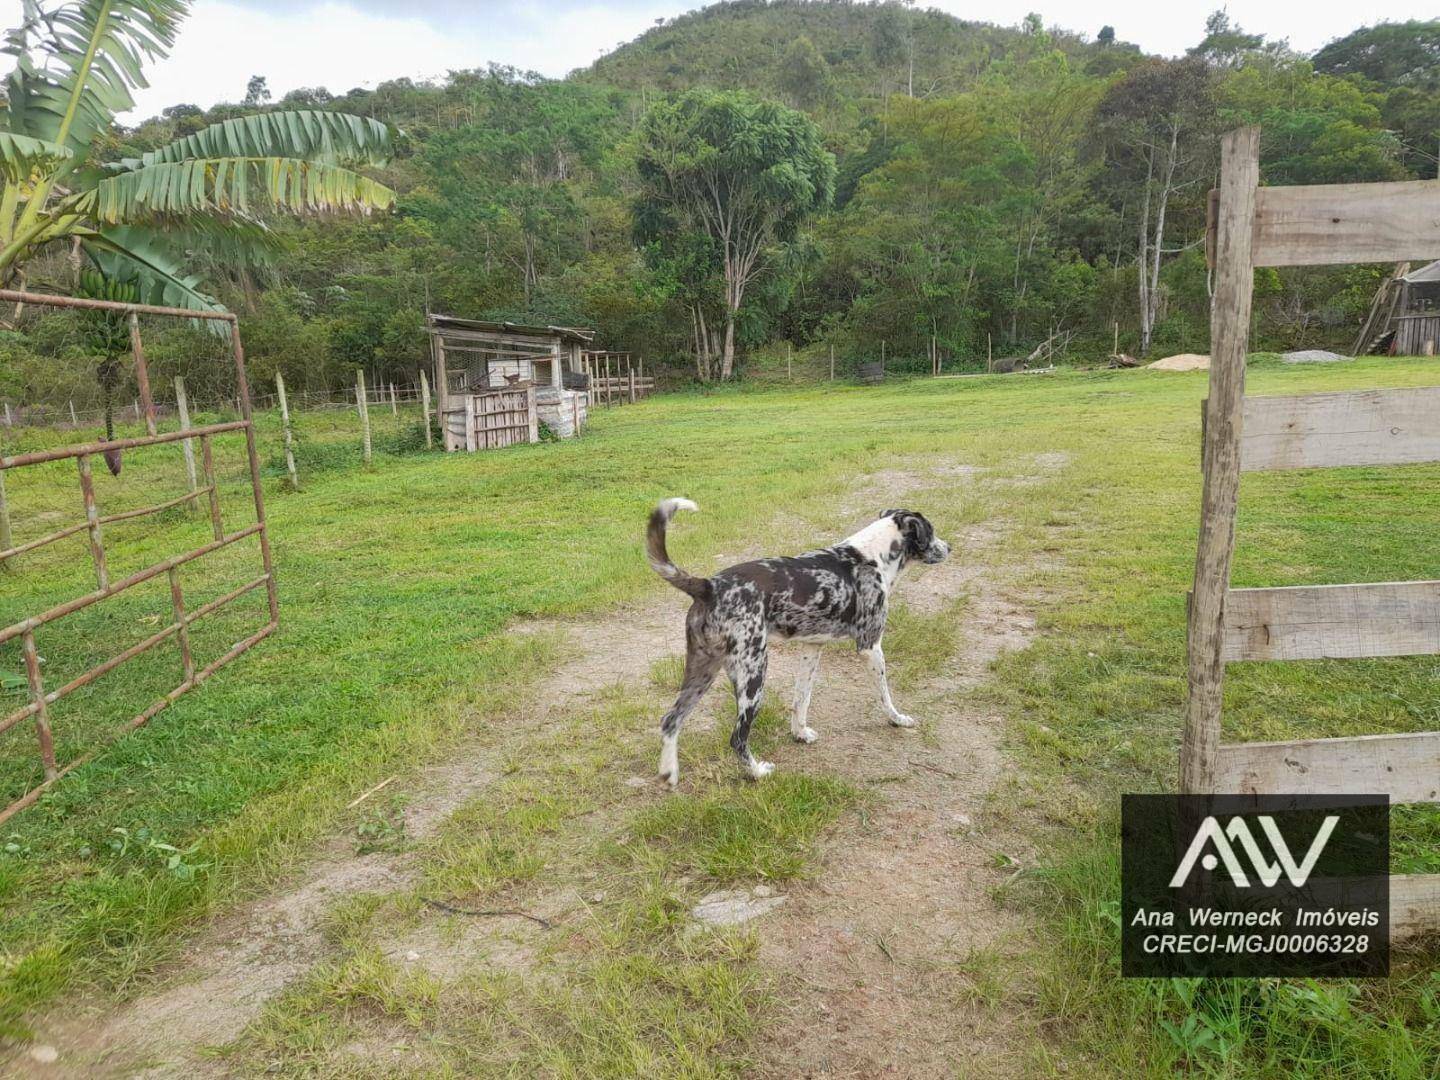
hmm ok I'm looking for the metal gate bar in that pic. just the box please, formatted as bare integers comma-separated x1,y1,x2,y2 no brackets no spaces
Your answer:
0,291,277,825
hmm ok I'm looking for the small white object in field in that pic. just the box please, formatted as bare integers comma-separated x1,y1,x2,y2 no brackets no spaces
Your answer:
1147,353,1210,371
1281,349,1346,363
29,1045,59,1065
951,812,973,828
692,888,787,926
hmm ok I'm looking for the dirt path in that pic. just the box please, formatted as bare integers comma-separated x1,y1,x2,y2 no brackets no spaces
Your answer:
7,462,1050,1078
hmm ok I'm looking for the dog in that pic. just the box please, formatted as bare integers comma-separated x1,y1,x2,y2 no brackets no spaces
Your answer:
647,498,950,787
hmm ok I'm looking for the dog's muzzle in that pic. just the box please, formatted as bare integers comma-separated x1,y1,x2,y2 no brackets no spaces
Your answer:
922,539,951,564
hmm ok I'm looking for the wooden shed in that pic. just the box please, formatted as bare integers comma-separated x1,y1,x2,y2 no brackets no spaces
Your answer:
1395,261,1440,355
426,315,593,451
1354,260,1440,357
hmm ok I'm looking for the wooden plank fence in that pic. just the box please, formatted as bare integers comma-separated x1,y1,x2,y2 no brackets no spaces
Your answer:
1184,126,1440,936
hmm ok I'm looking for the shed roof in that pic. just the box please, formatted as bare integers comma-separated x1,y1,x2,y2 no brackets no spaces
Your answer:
1402,260,1440,284
427,314,595,343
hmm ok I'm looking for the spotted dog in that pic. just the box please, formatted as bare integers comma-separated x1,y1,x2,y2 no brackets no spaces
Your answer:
647,498,951,787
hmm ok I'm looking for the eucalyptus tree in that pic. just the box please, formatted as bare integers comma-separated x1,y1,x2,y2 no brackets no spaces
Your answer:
635,90,833,380
0,0,395,314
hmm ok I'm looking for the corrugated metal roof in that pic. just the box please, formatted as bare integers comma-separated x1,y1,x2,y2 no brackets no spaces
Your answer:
1402,260,1440,283
427,314,595,342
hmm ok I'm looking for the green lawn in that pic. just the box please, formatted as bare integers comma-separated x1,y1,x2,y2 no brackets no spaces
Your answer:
2,358,1440,1073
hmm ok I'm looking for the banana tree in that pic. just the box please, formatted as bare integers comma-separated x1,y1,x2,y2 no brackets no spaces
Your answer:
0,0,396,314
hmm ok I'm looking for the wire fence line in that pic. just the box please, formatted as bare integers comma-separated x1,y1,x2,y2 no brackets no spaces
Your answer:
1,381,426,431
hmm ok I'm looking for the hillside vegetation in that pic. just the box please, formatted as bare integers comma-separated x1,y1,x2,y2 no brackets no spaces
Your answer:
1,3,1437,413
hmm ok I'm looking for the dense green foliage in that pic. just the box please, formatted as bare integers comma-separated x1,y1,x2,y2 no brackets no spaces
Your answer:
2,2,1437,404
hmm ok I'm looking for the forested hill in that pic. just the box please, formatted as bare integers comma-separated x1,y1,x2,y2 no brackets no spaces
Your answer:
3,2,1438,413
582,1,1130,105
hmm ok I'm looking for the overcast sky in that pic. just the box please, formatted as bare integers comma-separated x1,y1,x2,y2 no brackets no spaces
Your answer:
2,0,1434,122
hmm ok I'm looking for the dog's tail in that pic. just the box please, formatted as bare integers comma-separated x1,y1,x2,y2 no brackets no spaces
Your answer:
647,498,711,601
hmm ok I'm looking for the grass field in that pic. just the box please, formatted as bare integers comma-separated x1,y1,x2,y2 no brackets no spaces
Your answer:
2,357,1440,1074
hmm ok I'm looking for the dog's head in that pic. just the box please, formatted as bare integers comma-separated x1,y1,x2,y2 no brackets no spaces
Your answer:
882,509,950,566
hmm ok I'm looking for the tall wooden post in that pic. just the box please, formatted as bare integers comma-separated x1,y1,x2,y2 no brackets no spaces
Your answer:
419,368,433,449
787,343,792,381
0,468,12,569
356,369,373,467
830,345,835,381
276,372,299,490
69,401,77,425
389,382,398,415
1181,126,1260,795
628,363,636,404
174,376,199,510
606,354,613,406
638,356,645,397
128,313,156,435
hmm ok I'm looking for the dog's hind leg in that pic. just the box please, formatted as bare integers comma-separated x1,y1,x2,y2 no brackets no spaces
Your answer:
860,640,915,728
727,630,773,780
659,648,721,789
790,644,822,744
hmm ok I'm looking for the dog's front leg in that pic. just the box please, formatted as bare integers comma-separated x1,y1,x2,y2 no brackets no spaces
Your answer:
790,644,822,744
860,642,915,728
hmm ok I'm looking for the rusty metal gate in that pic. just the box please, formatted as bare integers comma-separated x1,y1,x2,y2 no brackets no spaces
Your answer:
0,290,277,825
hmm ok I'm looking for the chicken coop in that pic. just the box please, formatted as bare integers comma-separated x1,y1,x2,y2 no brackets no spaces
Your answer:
426,315,594,451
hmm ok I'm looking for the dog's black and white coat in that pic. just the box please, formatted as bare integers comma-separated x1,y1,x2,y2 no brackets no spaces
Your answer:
647,498,950,786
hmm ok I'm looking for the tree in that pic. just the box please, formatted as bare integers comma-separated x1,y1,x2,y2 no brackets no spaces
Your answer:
634,90,834,379
244,75,271,107
778,36,835,111
1097,26,1115,47
1094,58,1217,355
1188,11,1266,67
0,0,395,313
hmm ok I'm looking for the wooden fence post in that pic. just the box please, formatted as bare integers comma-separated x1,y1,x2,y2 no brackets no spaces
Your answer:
276,372,299,490
356,369,372,467
629,363,636,404
69,401,77,425
1181,126,1260,795
129,313,157,436
0,468,12,570
174,376,200,510
419,369,433,449
390,382,398,415
638,356,645,397
2,402,9,427
830,345,835,381
787,343,792,381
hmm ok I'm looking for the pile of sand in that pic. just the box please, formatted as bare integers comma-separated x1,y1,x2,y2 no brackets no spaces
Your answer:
1147,353,1210,371
1281,349,1346,363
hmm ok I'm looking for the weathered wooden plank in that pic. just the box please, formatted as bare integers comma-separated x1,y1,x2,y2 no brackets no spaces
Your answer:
1183,127,1260,794
1251,180,1440,267
1222,581,1440,662
1213,732,1440,802
1240,387,1440,471
1393,874,1440,938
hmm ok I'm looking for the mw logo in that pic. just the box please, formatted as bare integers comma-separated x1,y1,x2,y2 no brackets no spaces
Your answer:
1169,815,1340,888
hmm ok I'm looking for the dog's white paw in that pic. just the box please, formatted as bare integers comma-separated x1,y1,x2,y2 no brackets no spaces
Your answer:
745,759,776,780
792,726,819,744
659,739,679,788
889,713,917,728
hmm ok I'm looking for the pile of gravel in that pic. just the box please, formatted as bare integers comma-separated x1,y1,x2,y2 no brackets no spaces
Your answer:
1280,349,1347,363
